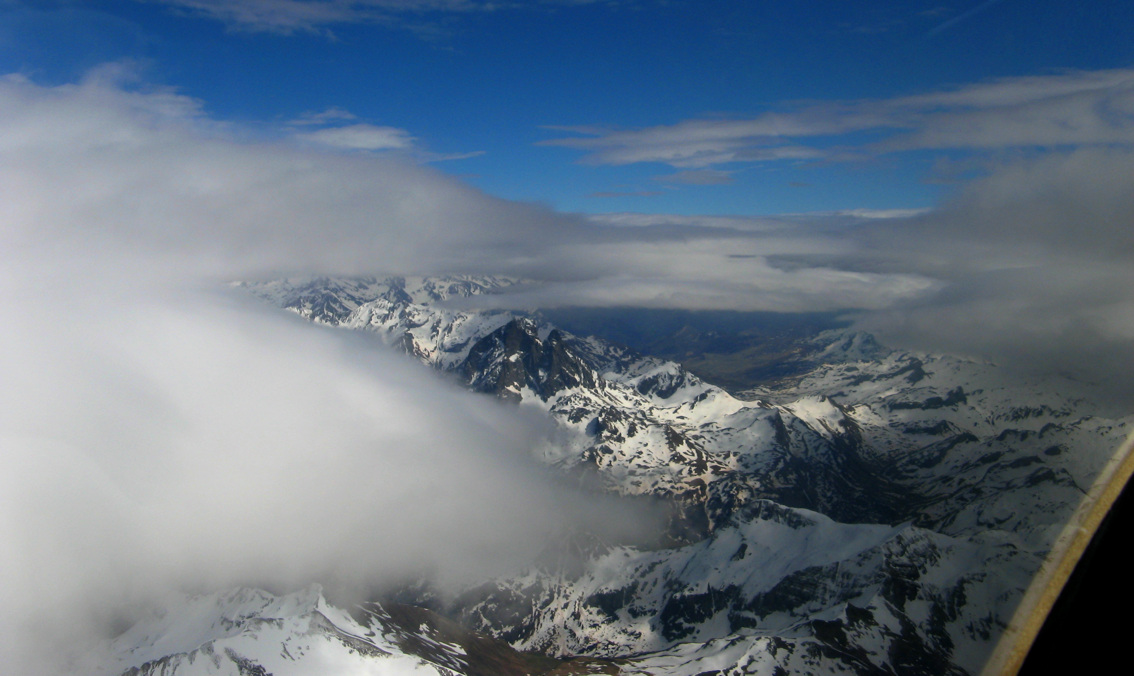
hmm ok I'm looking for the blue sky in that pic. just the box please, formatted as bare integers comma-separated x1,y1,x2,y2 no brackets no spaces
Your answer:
3,0,1132,216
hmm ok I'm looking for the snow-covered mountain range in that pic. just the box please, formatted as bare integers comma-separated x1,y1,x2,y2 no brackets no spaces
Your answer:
96,275,1130,675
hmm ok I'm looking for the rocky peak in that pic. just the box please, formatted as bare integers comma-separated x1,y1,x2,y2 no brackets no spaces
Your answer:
459,319,599,402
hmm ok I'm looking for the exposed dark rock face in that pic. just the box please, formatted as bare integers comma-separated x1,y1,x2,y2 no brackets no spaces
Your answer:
461,320,598,402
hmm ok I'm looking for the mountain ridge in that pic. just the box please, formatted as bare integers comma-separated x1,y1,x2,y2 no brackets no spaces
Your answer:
95,275,1130,675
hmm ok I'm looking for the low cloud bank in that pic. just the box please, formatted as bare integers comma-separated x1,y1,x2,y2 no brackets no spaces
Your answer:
0,72,642,674
852,147,1134,407
2,270,641,672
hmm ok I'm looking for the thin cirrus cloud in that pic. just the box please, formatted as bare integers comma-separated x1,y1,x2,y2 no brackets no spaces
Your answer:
142,0,610,34
927,0,1008,37
541,118,832,168
654,169,735,185
541,68,1134,169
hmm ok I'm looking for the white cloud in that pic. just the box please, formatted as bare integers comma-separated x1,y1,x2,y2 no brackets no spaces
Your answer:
0,72,581,280
294,122,416,150
287,109,485,160
454,231,940,313
289,106,359,125
835,147,1134,407
540,68,1134,169
586,212,787,231
0,70,643,674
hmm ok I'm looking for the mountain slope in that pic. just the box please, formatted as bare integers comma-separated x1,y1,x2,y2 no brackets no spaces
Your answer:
103,275,1130,676
93,587,621,676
